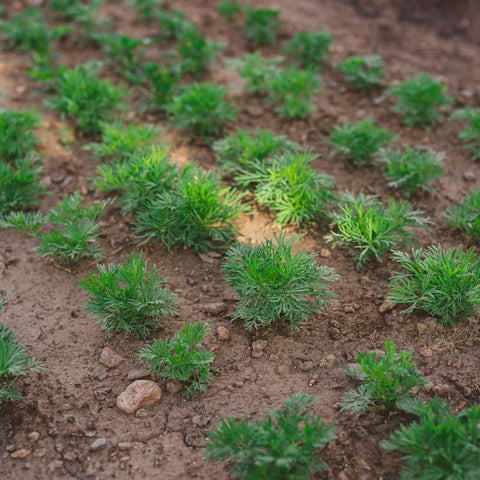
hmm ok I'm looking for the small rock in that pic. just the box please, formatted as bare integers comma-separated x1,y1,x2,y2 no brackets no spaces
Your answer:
246,105,263,117
48,460,64,472
90,438,107,452
94,389,110,401
11,449,31,459
252,340,268,358
33,448,47,458
319,354,336,368
166,379,183,394
51,172,66,184
192,415,209,427
198,253,215,263
378,299,396,314
187,277,197,286
463,170,476,182
421,347,433,357
118,442,132,451
461,89,474,98
293,358,316,372
372,95,386,106
116,380,162,414
183,430,208,448
127,369,150,382
320,248,331,258
28,432,40,443
216,326,230,341
201,303,226,316
344,306,355,314
64,451,77,462
135,408,148,418
100,347,124,369
432,383,451,395
95,370,107,381
416,317,437,335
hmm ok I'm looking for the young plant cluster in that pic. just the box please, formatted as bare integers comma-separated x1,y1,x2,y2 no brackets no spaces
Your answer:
223,232,339,330
285,31,333,70
336,55,384,89
451,107,480,161
446,189,480,241
244,6,281,46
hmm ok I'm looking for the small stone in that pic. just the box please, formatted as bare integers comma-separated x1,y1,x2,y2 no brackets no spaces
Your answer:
135,408,148,418
198,253,215,263
201,302,226,316
187,277,197,286
95,370,107,381
28,432,40,442
421,347,433,357
166,379,184,394
118,442,132,451
463,170,476,182
48,460,64,472
33,448,47,458
344,306,355,314
100,347,124,369
252,340,268,358
378,299,396,314
94,389,110,401
320,248,331,258
432,383,451,395
11,449,31,459
319,354,336,368
90,438,107,451
416,317,437,335
127,369,150,382
51,172,66,184
216,326,230,341
246,105,263,117
64,451,76,462
293,358,316,372
192,415,209,427
372,95,386,106
116,380,162,414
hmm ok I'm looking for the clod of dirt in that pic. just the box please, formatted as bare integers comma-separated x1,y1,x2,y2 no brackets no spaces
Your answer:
166,379,184,394
320,248,331,258
416,317,437,336
201,302,226,316
251,339,268,358
27,432,40,443
192,415,209,427
116,380,162,414
378,299,396,313
99,347,125,369
463,170,476,182
126,369,151,382
10,449,31,459
216,326,230,341
118,442,132,451
292,357,317,372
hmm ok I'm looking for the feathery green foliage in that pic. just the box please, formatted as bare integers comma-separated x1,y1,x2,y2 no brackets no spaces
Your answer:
129,0,162,20
95,32,147,84
176,29,223,79
451,107,480,161
377,147,444,197
0,323,42,406
0,158,45,215
213,128,299,177
167,83,237,142
157,9,196,41
0,108,41,163
389,246,480,325
340,340,427,414
388,73,452,128
446,189,480,241
49,64,127,134
224,232,339,330
79,251,177,338
285,31,333,69
218,1,243,21
383,397,480,480
143,62,181,111
244,6,281,46
336,55,384,89
235,151,336,225
51,0,107,34
86,122,162,161
135,167,246,251
326,193,429,269
206,392,335,480
329,118,395,167
139,322,214,398
228,52,282,94
0,211,47,236
266,68,321,119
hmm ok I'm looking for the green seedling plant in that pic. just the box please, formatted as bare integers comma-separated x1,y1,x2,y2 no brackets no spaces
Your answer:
0,211,46,236
218,1,243,21
389,246,480,325
135,166,247,251
340,340,427,414
0,323,42,406
167,83,237,143
266,68,321,119
51,0,107,35
227,52,282,94
86,122,161,161
176,29,223,79
223,232,339,330
213,128,299,178
329,118,395,167
0,108,41,162
388,73,452,128
336,55,384,89
377,147,444,197
451,107,480,161
142,63,180,112
285,31,333,70
326,193,429,270
130,0,162,20
244,6,281,46
157,9,196,41
0,158,45,215
236,151,336,226
382,397,480,480
48,64,127,135
139,321,214,398
79,251,177,338
206,392,336,480
446,189,480,241
95,32,147,84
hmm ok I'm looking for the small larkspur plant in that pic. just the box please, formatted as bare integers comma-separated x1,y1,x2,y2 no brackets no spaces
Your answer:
340,340,427,414
389,246,480,325
224,232,339,330
206,392,336,480
285,31,333,70
326,193,429,270
446,189,480,241
79,251,177,338
337,55,384,89
451,107,480,161
157,9,196,41
142,62,181,112
129,0,163,20
244,6,281,46
388,73,452,128
329,118,395,167
139,322,214,398
377,147,444,197
218,1,243,22
382,397,480,480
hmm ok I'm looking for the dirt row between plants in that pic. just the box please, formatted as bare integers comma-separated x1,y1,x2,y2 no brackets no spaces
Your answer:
1,0,479,479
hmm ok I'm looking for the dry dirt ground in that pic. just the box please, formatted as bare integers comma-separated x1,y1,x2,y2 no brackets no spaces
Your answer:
0,0,479,479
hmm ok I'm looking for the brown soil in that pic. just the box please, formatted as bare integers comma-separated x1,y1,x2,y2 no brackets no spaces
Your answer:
1,0,479,479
